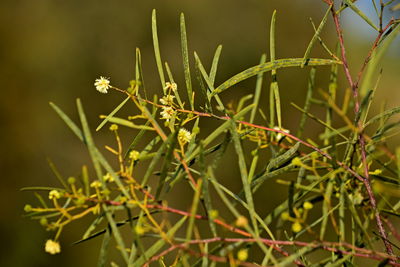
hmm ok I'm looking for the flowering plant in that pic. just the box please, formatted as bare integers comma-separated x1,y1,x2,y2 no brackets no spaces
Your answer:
23,4,400,266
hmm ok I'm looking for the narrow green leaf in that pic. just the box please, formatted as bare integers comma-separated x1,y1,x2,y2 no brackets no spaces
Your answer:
194,51,225,111
365,106,400,127
141,135,169,187
267,142,300,172
185,179,202,243
47,158,69,190
343,0,379,31
21,186,62,192
49,102,84,141
360,23,400,96
97,227,111,267
209,45,222,85
297,68,316,137
99,116,154,131
152,9,166,92
103,205,129,264
320,177,334,240
96,96,130,132
301,6,331,67
76,99,103,181
250,54,266,123
199,143,217,237
211,58,342,96
82,165,90,196
135,48,146,98
155,131,178,199
180,13,193,110
229,119,259,235
194,54,212,112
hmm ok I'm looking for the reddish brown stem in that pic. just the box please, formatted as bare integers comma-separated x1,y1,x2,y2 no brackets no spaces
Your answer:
327,2,393,255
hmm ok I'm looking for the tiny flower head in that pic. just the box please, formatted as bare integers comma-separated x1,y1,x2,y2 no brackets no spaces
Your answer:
164,82,177,92
178,128,192,145
292,222,302,233
103,173,114,183
160,94,175,106
94,76,111,93
24,204,32,212
280,211,290,221
303,201,313,210
109,124,118,131
90,180,102,188
129,150,140,161
209,209,219,219
45,239,61,255
237,249,248,261
48,190,61,200
291,157,302,167
235,216,248,228
160,106,175,122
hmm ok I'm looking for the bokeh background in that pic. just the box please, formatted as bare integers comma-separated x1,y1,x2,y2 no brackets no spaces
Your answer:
2,1,399,266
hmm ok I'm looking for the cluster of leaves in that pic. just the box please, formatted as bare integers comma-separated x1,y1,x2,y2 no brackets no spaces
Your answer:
23,2,400,266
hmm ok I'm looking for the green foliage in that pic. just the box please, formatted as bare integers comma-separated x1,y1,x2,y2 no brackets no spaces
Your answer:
23,3,400,266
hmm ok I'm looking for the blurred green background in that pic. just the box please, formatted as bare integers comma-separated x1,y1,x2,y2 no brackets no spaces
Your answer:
2,1,399,266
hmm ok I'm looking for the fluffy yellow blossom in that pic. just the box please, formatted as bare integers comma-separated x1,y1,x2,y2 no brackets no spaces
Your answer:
45,239,61,255
209,209,219,219
48,190,61,200
129,150,140,161
164,82,177,91
103,173,114,183
292,222,302,233
90,180,102,188
280,211,290,221
178,128,192,145
291,157,302,167
160,106,175,122
94,76,111,93
235,216,248,228
109,124,118,131
237,249,248,261
303,201,313,210
160,95,175,106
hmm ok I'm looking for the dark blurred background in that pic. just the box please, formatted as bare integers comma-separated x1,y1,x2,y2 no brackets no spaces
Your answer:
1,1,399,266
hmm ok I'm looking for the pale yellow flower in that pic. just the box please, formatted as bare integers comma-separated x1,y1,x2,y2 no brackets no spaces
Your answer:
235,216,248,228
160,95,175,106
90,180,102,188
178,128,192,145
237,249,248,261
109,124,118,131
129,150,140,161
303,201,313,210
45,239,61,255
94,76,111,93
160,106,175,122
292,222,302,233
164,82,177,92
48,190,61,200
103,173,114,183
